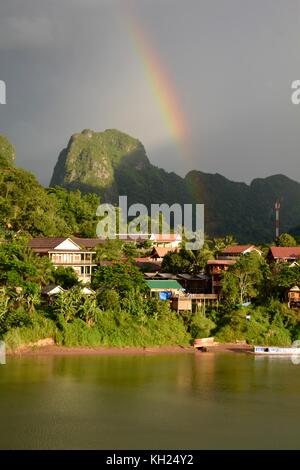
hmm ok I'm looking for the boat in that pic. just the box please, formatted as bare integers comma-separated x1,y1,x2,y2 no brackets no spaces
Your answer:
253,346,300,355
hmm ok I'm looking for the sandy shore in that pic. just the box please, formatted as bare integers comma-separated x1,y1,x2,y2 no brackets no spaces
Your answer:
8,342,252,357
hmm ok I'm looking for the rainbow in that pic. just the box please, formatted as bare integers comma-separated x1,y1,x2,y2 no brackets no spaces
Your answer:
124,8,191,161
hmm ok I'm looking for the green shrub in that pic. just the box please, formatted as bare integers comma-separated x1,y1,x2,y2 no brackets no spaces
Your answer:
189,311,216,339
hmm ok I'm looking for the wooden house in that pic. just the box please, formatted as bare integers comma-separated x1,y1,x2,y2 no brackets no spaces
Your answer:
207,259,236,295
288,286,300,308
267,247,300,265
29,237,98,283
218,245,263,260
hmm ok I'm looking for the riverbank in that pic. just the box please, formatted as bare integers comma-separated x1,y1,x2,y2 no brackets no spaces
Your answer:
7,342,252,356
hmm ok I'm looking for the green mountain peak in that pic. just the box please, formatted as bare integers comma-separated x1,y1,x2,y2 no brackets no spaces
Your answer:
50,129,149,194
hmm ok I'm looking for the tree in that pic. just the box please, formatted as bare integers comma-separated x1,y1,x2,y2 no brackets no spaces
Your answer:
162,250,192,274
221,252,269,305
0,167,70,236
162,242,214,274
91,263,147,294
95,239,124,262
189,311,216,339
53,266,79,289
276,233,297,247
0,239,54,288
213,235,236,254
270,264,300,301
188,241,215,272
220,271,240,306
47,187,100,237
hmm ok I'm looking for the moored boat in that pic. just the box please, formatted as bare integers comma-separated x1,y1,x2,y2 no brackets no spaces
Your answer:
253,346,300,355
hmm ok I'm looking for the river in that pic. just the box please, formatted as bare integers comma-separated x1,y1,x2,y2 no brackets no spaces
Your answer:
0,352,299,449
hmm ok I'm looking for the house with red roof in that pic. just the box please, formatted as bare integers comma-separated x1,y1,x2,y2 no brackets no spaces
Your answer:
267,246,300,264
218,245,263,260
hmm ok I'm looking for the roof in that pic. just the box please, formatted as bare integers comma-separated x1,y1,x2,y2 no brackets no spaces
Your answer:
150,233,181,242
146,280,184,290
81,287,95,295
177,273,209,281
29,237,99,252
29,237,68,250
157,273,179,280
221,245,261,254
117,233,151,241
133,258,162,270
207,259,236,266
269,247,300,260
151,247,177,258
41,285,64,295
72,238,104,248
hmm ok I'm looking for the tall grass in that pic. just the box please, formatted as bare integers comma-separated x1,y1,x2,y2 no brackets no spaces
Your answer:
4,313,58,351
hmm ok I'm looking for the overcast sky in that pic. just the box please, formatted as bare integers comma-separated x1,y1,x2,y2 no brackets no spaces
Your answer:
1,0,300,186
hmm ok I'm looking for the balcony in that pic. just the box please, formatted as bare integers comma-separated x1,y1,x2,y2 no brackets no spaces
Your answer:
50,254,95,265
52,260,95,266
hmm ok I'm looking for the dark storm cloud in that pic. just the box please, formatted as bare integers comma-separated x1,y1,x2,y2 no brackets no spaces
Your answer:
0,0,300,185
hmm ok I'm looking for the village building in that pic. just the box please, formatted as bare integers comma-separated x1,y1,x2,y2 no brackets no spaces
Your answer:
146,279,185,298
116,234,150,243
267,246,300,264
218,245,263,260
149,233,182,249
150,246,177,262
207,259,236,295
288,286,300,308
144,272,178,280
289,261,300,268
41,285,65,302
144,275,218,312
114,233,181,249
177,273,210,294
28,237,98,283
144,272,210,294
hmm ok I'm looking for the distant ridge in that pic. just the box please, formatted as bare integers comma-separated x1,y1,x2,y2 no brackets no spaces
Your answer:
47,128,300,243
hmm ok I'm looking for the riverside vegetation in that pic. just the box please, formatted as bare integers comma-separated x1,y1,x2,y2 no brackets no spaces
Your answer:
1,132,300,351
1,232,300,351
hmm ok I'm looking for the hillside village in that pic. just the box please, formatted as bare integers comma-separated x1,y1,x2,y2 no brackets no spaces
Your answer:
26,233,300,312
1,131,300,350
2,218,300,351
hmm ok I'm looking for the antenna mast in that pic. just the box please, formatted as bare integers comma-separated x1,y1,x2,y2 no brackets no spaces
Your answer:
275,201,281,239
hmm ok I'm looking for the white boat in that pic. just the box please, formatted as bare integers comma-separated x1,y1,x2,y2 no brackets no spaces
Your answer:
253,346,300,355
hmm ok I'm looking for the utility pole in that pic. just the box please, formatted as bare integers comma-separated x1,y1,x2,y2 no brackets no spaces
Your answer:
275,201,281,239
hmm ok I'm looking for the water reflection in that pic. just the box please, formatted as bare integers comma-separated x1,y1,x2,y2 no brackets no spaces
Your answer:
1,352,300,449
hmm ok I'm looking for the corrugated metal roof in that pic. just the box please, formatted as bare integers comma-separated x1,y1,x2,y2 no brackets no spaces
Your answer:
29,237,68,249
146,280,183,289
269,247,300,259
29,237,100,251
221,245,262,254
72,238,105,248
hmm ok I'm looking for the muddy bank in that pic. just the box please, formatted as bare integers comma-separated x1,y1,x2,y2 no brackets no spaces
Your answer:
8,342,252,357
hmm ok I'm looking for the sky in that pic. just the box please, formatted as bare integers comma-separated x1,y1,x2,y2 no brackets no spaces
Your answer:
1,0,300,186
